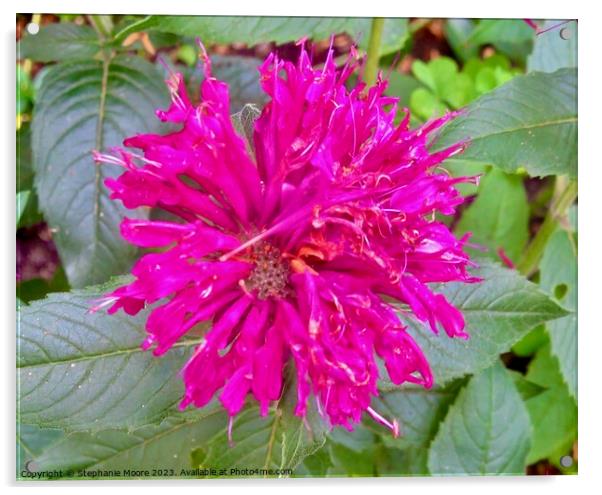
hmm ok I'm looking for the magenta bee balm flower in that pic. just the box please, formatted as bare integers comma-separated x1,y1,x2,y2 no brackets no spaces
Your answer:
93,42,477,437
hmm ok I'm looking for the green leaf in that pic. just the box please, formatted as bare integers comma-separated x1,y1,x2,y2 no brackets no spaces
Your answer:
468,19,533,45
568,204,577,230
17,424,65,473
512,324,548,357
350,381,463,476
444,19,479,62
298,425,381,476
385,72,422,108
434,69,577,178
89,15,114,38
192,55,268,113
194,381,327,477
456,168,529,263
157,15,343,43
467,19,533,62
409,58,480,122
308,384,457,477
232,103,262,157
31,56,169,287
17,191,31,224
17,283,198,431
411,57,475,109
474,67,501,94
17,125,34,192
462,55,518,98
306,426,378,477
409,88,447,121
376,445,429,476
508,370,546,401
525,344,577,464
328,440,375,476
463,55,511,80
528,20,577,73
158,55,268,114
428,361,531,475
377,18,411,56
403,261,568,385
371,382,463,451
439,158,488,196
30,407,227,476
539,228,577,399
17,266,70,304
441,73,475,109
412,58,455,95
109,16,177,52
294,444,333,476
17,65,34,115
411,60,436,92
17,279,57,305
33,393,324,479
150,16,408,56
16,191,43,229
112,15,158,45
327,424,375,454
176,45,197,67
18,24,101,62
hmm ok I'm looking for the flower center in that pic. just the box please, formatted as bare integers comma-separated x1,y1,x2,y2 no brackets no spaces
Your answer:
245,242,291,300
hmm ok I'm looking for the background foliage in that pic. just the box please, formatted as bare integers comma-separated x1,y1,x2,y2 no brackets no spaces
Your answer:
16,15,577,478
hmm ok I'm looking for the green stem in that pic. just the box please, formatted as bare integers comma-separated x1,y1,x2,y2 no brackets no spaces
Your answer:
364,18,385,87
112,15,157,45
516,177,577,277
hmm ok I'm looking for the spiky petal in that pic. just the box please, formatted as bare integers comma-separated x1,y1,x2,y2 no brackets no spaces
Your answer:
95,43,478,435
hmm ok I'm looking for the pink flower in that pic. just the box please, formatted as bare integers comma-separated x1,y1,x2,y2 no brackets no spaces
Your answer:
93,42,478,437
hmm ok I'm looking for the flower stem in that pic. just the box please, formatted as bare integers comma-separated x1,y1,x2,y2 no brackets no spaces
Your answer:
516,177,577,277
364,18,385,87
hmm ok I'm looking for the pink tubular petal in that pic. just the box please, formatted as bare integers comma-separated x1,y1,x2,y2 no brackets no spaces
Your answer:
366,406,400,437
156,72,192,123
277,300,311,417
202,295,254,351
220,366,252,417
396,274,468,338
497,247,515,268
96,42,479,433
180,348,227,409
147,289,241,356
376,328,433,388
120,218,195,247
252,326,285,416
433,294,468,339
